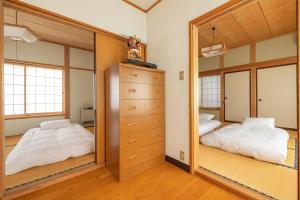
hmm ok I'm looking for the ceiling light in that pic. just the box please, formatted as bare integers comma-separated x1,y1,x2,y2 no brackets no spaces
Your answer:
201,43,228,57
4,24,38,43
200,27,228,57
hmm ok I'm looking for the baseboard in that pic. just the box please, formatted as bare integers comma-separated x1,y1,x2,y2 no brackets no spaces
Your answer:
165,155,190,172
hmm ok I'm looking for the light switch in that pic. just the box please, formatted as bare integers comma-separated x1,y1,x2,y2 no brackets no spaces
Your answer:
179,71,184,80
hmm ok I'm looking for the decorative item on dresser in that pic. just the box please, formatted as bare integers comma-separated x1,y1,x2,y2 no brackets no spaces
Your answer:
105,63,165,181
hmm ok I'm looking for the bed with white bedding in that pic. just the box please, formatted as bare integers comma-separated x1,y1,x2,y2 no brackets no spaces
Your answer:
5,123,95,175
200,123,289,165
198,113,221,136
199,119,221,136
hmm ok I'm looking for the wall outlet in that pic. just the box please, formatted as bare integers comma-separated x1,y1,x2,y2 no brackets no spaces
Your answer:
179,71,184,80
180,151,184,161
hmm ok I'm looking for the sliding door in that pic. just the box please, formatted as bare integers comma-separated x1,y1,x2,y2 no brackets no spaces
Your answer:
257,65,297,129
224,70,250,122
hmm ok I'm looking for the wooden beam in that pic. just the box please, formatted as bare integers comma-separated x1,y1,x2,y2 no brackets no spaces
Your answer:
199,56,297,76
146,0,162,12
220,72,225,122
122,0,162,13
219,56,224,68
250,68,257,117
250,42,257,117
64,46,70,119
189,23,199,174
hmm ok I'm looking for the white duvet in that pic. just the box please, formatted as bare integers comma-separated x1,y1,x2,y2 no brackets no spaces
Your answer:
200,124,289,164
199,119,221,136
5,124,95,175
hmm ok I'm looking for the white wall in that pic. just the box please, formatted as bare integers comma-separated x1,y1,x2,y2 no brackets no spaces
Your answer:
5,116,64,136
147,0,229,164
4,37,64,65
256,33,297,62
69,69,94,124
21,0,147,42
69,48,94,70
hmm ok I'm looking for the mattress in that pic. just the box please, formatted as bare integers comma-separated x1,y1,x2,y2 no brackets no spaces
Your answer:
200,124,289,164
199,119,221,136
5,124,95,175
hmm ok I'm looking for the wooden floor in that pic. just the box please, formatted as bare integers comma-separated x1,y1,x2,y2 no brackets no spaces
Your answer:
13,162,244,200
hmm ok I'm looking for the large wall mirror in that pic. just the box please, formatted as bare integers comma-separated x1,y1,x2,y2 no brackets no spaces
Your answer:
196,0,298,199
3,6,96,192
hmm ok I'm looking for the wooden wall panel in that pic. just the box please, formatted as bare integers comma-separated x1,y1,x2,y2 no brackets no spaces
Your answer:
95,33,128,164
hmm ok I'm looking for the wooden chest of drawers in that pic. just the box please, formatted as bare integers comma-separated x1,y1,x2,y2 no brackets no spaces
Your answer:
105,63,165,181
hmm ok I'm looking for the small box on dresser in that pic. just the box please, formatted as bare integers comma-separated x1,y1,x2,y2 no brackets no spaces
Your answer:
105,63,165,181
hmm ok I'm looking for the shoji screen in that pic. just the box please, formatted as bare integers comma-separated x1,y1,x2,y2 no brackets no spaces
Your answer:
224,70,250,122
257,65,297,129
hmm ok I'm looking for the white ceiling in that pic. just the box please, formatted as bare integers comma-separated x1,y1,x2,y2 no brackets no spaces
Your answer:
126,0,159,11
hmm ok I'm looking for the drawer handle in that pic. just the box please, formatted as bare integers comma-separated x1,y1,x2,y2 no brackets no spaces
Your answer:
129,155,137,160
128,89,136,93
128,106,136,110
128,122,137,126
130,74,138,78
153,76,158,80
128,139,137,144
153,119,159,123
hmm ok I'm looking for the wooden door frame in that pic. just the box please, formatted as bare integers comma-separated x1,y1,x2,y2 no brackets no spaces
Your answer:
189,0,299,199
0,0,147,199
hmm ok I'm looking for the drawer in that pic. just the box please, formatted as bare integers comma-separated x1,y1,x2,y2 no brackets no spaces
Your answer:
120,128,164,152
120,114,163,133
120,84,164,100
120,100,163,117
120,142,164,170
120,67,163,85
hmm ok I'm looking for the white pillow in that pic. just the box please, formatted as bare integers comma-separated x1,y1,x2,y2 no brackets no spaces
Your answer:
199,113,214,120
242,117,275,131
40,119,72,131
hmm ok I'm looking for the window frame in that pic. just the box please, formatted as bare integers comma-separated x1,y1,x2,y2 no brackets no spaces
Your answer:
4,60,65,120
199,74,221,110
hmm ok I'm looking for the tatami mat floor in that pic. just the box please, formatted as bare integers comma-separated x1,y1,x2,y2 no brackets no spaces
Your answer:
198,128,298,200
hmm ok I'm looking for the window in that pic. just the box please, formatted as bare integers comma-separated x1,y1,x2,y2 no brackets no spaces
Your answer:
199,75,220,108
4,62,64,117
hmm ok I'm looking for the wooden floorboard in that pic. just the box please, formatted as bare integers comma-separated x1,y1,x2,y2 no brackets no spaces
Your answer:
13,162,244,200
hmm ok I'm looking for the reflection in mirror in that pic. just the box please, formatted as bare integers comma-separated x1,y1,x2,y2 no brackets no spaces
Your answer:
197,0,297,199
3,7,96,191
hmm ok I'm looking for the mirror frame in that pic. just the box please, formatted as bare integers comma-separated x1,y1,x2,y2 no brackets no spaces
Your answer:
189,0,299,199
